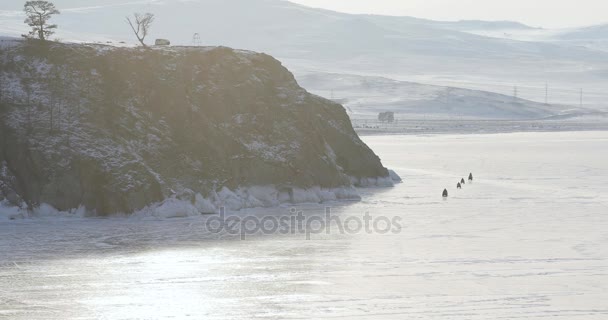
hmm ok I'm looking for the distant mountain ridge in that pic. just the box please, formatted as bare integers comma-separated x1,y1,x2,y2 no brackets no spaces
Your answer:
554,24,608,40
0,0,602,62
297,72,576,120
1,0,606,113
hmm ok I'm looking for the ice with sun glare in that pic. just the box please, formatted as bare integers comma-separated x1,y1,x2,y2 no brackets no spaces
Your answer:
1,131,607,319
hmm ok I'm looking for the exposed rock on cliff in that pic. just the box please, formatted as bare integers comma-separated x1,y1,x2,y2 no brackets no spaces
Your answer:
0,40,395,215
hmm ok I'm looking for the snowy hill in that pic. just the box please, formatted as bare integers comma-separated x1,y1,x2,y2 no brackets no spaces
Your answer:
1,0,607,100
1,0,606,124
555,24,608,41
297,73,577,120
0,39,395,215
547,25,608,53
435,20,536,31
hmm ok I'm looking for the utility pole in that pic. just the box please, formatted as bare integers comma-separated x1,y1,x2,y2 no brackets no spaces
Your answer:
445,87,451,108
580,88,583,108
513,86,518,101
545,82,549,104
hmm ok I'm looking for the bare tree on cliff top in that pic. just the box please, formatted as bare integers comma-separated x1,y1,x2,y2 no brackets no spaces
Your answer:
23,1,60,41
126,13,155,48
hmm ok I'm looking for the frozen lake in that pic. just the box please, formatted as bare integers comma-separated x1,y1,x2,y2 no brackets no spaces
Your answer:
1,131,607,319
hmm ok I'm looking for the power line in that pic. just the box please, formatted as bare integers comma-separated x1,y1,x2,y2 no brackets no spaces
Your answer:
419,79,606,97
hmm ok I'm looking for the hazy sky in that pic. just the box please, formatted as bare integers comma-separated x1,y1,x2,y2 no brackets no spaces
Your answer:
289,0,608,28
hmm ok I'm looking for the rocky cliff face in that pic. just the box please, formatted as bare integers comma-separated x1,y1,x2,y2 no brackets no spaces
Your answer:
0,40,394,215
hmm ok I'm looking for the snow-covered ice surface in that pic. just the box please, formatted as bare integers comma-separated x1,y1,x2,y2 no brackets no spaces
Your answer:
1,131,607,319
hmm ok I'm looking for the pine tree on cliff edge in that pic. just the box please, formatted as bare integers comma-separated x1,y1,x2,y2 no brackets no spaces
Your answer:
23,1,60,41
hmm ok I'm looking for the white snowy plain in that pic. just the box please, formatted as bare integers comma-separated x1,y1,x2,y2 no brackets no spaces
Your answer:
0,131,607,319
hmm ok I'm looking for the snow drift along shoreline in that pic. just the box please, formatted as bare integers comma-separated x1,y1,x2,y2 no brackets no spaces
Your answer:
2,171,402,220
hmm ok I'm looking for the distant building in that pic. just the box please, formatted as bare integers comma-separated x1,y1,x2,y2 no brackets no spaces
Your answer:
378,112,395,123
155,39,171,46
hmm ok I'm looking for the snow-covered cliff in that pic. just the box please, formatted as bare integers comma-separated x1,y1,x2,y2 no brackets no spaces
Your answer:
0,39,396,216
